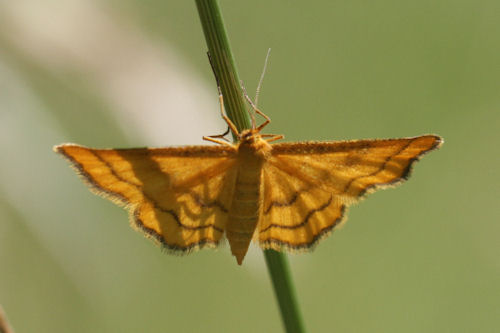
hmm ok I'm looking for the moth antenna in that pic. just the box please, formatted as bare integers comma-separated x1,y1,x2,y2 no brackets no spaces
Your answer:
240,80,257,130
254,48,271,108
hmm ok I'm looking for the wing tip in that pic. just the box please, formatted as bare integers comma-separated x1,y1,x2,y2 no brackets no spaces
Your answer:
420,134,444,151
53,143,87,153
55,143,131,207
396,134,443,180
355,134,443,198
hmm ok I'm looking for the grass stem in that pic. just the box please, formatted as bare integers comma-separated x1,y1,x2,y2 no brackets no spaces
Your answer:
195,1,306,332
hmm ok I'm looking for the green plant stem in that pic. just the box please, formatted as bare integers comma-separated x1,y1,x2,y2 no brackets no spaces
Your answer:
195,0,250,133
195,1,306,332
264,250,307,333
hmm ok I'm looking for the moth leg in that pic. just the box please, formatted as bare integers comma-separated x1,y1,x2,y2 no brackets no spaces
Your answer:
203,135,234,146
262,134,284,143
241,83,271,131
207,51,240,137
240,82,257,129
255,109,271,131
205,126,231,142
217,89,240,137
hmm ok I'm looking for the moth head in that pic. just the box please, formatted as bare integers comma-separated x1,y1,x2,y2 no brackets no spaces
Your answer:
237,129,273,158
239,129,261,144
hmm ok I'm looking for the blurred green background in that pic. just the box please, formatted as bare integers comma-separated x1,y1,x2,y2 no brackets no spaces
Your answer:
1,1,499,332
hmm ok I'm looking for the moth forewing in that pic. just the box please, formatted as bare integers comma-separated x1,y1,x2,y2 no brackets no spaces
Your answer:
55,113,442,265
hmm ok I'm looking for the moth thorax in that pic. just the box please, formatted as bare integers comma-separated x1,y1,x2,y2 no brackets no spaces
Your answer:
238,132,272,160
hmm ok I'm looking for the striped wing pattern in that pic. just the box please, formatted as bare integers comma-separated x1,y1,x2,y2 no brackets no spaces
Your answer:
56,144,238,252
258,135,442,250
56,134,441,263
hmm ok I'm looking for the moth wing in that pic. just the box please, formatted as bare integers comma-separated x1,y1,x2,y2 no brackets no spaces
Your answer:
258,135,442,251
55,144,238,253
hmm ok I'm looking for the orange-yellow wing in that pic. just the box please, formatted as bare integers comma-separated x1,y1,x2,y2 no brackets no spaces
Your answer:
258,135,442,251
55,144,238,253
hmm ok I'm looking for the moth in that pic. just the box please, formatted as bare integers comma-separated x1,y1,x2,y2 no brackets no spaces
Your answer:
55,93,442,265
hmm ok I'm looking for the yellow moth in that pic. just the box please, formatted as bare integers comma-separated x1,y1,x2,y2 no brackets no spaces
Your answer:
55,92,442,265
